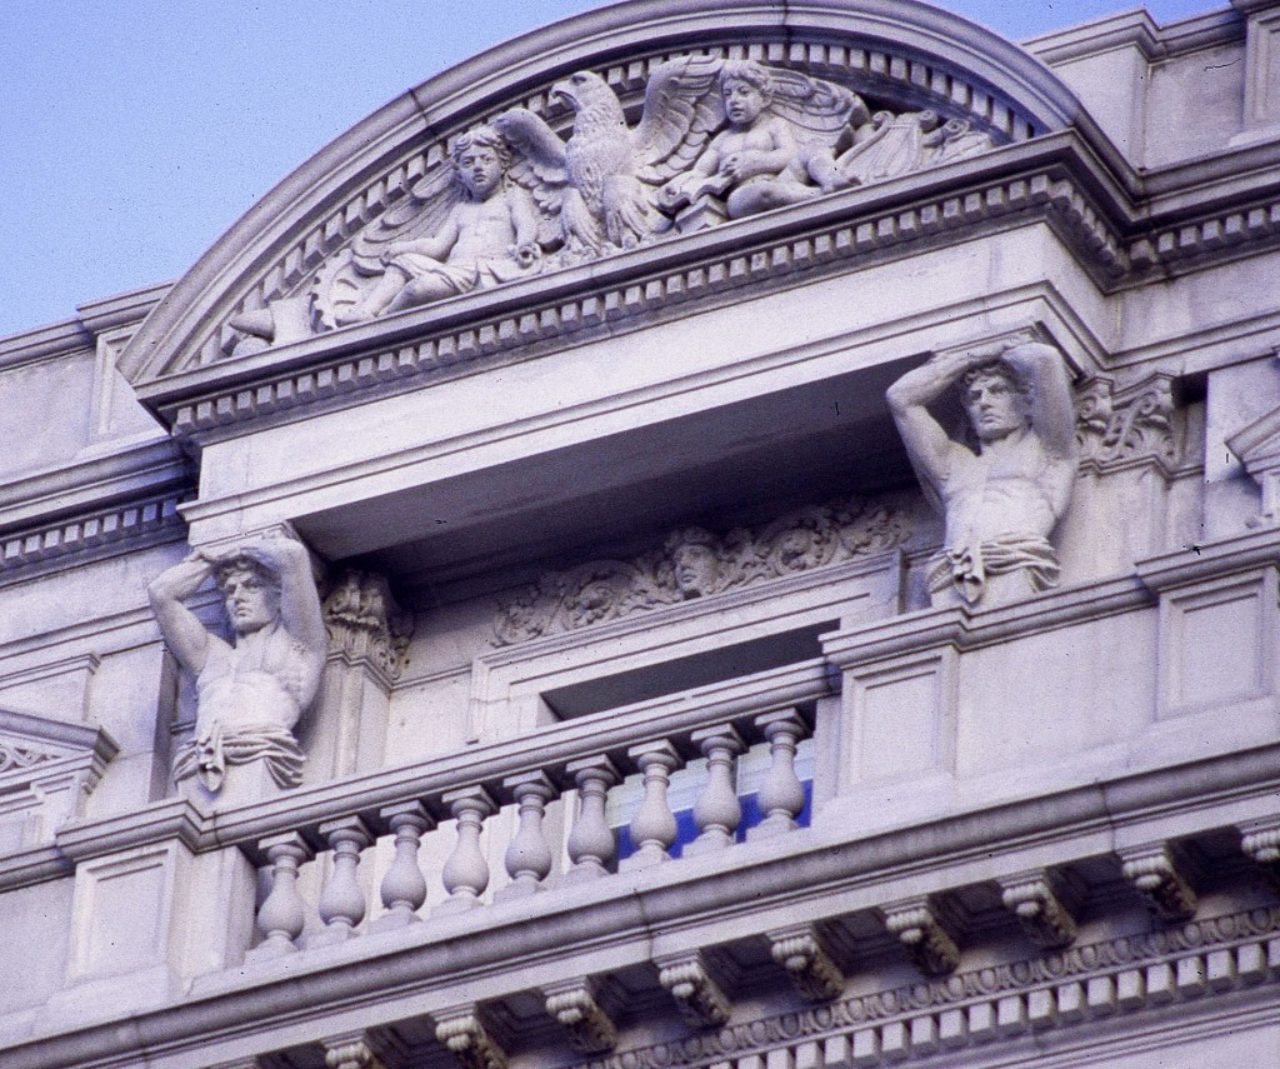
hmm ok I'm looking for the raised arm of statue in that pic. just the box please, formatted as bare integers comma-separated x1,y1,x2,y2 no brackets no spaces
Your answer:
1001,340,1077,462
147,552,223,675
238,533,328,660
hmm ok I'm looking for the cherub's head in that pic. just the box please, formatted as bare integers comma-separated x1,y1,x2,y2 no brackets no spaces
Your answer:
449,125,509,199
961,361,1033,444
664,526,722,598
213,556,282,636
718,60,774,127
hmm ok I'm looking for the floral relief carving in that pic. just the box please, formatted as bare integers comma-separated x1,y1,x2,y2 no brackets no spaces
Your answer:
322,570,414,680
493,495,911,645
1075,374,1179,468
230,54,1001,351
0,741,62,774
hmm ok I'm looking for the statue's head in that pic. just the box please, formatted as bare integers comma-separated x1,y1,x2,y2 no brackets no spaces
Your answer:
718,60,774,126
961,361,1032,444
449,125,509,199
664,527,721,598
213,556,282,636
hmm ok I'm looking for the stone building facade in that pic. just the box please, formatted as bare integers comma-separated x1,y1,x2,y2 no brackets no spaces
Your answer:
3,1,1280,1066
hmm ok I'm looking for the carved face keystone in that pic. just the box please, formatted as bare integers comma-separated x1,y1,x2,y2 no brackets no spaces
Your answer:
672,544,719,598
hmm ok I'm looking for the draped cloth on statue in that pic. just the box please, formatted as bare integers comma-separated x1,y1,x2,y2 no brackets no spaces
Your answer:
173,721,305,792
926,534,1059,606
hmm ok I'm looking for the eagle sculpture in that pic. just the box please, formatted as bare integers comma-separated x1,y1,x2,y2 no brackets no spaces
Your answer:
493,56,726,261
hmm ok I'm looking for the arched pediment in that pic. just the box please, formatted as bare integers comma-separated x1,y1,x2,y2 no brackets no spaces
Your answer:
119,0,1106,407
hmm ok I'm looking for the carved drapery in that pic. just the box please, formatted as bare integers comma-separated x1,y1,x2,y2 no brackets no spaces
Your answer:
493,495,910,644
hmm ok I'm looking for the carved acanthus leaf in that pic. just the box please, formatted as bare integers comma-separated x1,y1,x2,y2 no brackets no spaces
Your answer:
882,899,960,976
1076,374,1179,469
1120,844,1198,921
767,924,845,1001
656,952,732,1028
493,494,910,644
435,1010,507,1069
544,979,618,1053
323,569,414,679
998,873,1078,948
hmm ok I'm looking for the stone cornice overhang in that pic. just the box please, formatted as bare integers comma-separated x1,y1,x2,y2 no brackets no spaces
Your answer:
0,436,191,584
3,736,1277,1069
130,128,1280,445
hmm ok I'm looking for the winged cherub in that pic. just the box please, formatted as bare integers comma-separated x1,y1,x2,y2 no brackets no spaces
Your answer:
659,60,861,219
331,125,544,325
493,55,726,262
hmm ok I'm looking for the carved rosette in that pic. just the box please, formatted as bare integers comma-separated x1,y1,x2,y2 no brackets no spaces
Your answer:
323,570,413,680
494,495,910,644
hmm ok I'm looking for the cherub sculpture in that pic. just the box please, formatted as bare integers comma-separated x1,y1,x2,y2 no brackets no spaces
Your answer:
321,126,547,326
659,60,864,220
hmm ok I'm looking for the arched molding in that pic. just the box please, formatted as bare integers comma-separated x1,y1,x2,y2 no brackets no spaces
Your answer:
119,0,1102,389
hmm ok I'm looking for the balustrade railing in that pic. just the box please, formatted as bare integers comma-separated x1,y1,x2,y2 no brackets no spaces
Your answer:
243,659,828,959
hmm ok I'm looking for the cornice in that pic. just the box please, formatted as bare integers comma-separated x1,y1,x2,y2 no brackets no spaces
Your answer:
1024,7,1244,66
119,125,1280,444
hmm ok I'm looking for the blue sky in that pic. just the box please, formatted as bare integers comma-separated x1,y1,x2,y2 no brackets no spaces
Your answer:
0,0,1221,339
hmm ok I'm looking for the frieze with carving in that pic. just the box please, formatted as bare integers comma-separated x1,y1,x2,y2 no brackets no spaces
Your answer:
229,54,999,352
493,495,911,645
0,740,62,775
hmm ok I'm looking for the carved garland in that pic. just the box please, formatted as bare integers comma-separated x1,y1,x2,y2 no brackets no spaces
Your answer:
493,495,912,645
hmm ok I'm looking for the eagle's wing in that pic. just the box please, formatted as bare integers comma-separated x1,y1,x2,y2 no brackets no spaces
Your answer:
492,108,571,246
631,54,725,184
768,68,866,151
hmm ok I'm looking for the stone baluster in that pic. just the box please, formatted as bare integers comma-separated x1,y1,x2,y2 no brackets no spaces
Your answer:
249,831,315,960
620,740,683,871
686,724,746,856
748,708,808,840
311,816,374,947
437,786,497,915
562,755,621,883
497,771,556,900
370,801,434,933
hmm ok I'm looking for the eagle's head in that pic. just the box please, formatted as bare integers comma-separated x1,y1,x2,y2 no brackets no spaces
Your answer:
551,70,622,122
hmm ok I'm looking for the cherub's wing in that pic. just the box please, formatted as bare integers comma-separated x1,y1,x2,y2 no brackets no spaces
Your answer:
492,109,570,246
313,165,461,328
348,164,460,273
631,54,725,184
768,68,866,150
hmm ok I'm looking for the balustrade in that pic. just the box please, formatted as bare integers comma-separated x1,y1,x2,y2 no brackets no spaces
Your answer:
244,672,818,961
